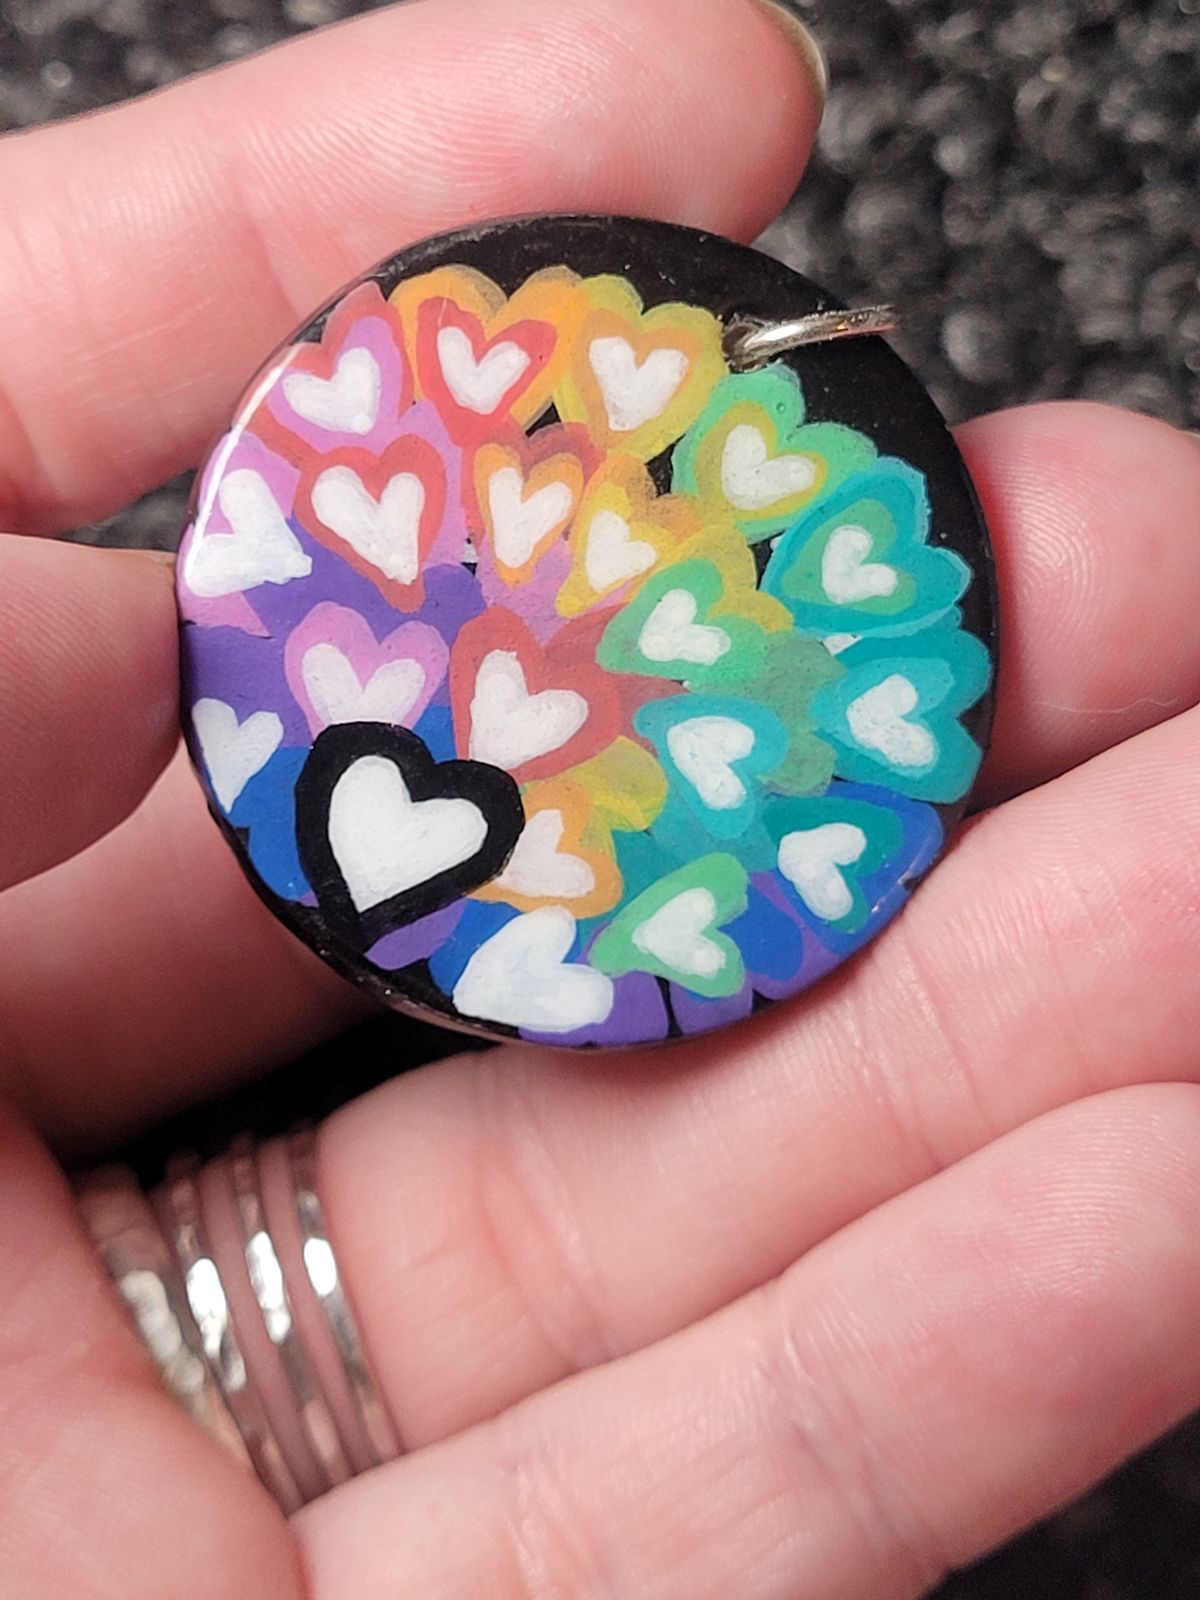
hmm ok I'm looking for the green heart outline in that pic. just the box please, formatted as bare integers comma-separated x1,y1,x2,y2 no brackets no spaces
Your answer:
590,853,749,998
596,559,768,690
671,366,878,543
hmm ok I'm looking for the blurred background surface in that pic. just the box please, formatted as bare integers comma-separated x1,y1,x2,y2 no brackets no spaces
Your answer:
1,1,1198,1594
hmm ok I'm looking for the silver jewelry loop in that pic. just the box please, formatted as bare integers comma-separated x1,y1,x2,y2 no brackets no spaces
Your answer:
161,1156,302,1514
76,1167,252,1475
289,1127,403,1466
723,305,899,371
227,1138,353,1492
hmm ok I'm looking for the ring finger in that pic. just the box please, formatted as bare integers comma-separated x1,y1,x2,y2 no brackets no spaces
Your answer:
301,1084,1200,1600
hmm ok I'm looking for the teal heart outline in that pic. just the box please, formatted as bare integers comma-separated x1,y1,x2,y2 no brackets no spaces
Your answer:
635,693,789,843
810,628,993,804
762,459,971,639
762,793,906,934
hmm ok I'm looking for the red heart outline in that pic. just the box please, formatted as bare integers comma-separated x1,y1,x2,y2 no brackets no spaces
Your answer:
296,435,447,612
417,298,558,444
450,606,626,784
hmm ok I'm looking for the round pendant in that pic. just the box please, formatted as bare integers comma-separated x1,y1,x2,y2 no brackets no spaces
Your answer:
177,215,997,1049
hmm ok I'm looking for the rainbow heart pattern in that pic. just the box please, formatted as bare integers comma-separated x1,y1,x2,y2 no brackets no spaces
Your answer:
178,254,992,1045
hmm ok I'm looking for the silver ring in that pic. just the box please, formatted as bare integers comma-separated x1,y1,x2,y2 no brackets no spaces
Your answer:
227,1138,353,1493
289,1128,403,1466
76,1167,253,1475
76,1132,401,1512
159,1156,302,1513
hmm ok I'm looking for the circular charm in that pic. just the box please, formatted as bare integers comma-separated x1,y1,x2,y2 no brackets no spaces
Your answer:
177,216,997,1048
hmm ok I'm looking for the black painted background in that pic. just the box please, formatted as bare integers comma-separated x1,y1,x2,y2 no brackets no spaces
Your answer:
2,2,1198,1595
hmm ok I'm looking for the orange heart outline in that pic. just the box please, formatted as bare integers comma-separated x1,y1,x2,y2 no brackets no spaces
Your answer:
471,433,588,586
554,275,728,462
474,778,623,918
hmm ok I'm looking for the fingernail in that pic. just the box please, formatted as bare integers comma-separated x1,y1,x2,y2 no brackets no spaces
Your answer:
129,546,177,567
749,0,829,106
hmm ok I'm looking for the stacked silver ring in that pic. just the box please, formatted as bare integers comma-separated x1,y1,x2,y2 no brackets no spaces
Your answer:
76,1129,401,1512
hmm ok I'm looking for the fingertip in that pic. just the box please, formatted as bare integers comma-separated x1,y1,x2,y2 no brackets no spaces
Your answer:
957,401,1200,802
958,400,1200,518
652,0,827,236
270,0,826,241
0,539,180,891
652,0,826,236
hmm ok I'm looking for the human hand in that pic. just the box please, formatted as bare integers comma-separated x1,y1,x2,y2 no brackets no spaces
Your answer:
2,2,1200,1596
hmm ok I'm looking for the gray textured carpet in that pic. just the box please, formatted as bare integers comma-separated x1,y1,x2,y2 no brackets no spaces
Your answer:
2,1,1198,1593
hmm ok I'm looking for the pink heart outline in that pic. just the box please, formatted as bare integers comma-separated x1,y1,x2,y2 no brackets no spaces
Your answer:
284,601,450,737
258,284,414,457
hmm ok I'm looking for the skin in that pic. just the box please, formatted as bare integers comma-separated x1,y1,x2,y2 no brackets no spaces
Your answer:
0,1,1199,1595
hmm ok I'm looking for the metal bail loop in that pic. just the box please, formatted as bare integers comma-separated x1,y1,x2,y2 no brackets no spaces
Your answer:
723,305,899,372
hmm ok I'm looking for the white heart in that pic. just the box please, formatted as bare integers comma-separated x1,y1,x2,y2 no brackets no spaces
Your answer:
310,465,425,584
184,469,313,599
487,467,574,569
778,823,869,922
493,810,597,901
327,755,488,914
584,509,657,592
453,907,615,1033
468,650,588,771
191,698,283,812
633,887,727,981
588,337,689,433
846,675,936,769
438,326,530,414
720,424,817,511
821,524,899,604
281,347,381,435
301,643,426,729
638,588,731,667
667,716,756,811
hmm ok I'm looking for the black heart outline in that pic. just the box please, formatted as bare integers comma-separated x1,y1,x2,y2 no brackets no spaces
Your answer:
295,723,524,948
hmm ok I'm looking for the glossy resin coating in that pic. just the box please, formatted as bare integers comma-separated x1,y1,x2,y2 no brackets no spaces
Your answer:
177,216,997,1048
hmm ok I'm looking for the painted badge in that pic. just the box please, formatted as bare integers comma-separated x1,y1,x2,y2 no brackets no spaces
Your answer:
177,216,998,1047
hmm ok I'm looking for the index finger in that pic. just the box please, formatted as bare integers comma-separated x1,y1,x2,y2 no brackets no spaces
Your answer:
0,0,823,534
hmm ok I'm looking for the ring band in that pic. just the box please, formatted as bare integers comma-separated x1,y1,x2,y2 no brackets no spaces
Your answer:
228,1137,353,1493
77,1130,400,1511
289,1128,402,1467
76,1167,254,1473
160,1154,303,1513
